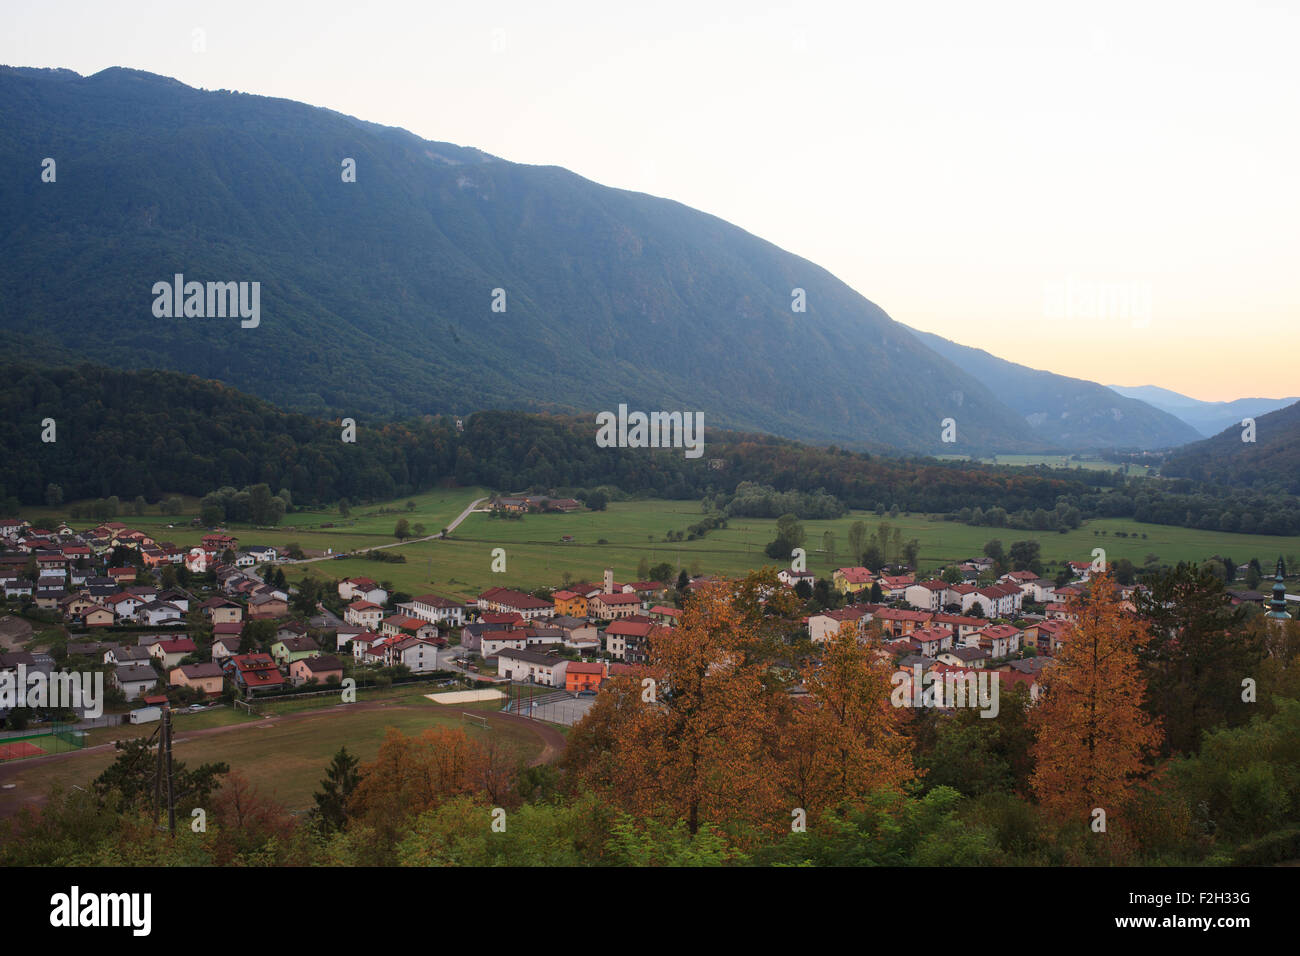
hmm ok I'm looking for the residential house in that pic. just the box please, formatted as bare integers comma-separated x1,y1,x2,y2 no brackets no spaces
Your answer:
345,600,384,629
476,587,554,620
832,566,874,595
399,593,466,627
248,593,289,620
113,662,160,702
150,637,197,670
228,653,285,695
290,654,345,686
565,661,606,693
552,590,589,618
169,662,225,695
496,648,567,687
270,635,320,666
201,597,243,624
904,580,952,612
588,592,643,621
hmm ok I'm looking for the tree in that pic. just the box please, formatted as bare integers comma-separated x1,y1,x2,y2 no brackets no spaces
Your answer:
44,483,63,507
983,539,1006,569
585,490,608,511
637,556,650,580
394,518,411,540
1030,573,1163,826
775,513,806,550
92,736,229,813
338,497,351,517
568,572,795,836
847,521,868,564
1008,540,1042,574
1135,563,1260,756
312,746,361,833
783,624,915,820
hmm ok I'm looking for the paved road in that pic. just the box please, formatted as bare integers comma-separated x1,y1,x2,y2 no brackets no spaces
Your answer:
283,496,488,565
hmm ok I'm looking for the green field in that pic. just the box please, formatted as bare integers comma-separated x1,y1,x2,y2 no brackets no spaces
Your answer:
936,454,1153,476
287,499,1300,598
0,696,540,815
23,487,486,556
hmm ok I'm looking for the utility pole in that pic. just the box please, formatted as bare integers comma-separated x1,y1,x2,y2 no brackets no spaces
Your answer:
163,704,176,836
152,723,164,827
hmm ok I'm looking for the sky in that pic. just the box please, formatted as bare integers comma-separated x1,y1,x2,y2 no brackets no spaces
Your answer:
5,0,1298,401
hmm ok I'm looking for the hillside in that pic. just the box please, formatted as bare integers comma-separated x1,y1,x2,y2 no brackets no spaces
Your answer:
0,65,1050,456
1107,384,1300,438
911,330,1201,450
0,363,1090,517
1160,399,1300,493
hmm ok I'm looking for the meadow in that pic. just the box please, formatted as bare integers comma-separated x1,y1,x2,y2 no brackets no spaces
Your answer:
0,694,539,816
289,499,1300,599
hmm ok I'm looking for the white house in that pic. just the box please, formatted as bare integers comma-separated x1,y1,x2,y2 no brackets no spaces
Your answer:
496,648,567,687
136,601,183,627
398,593,467,628
387,637,441,673
904,580,951,613
345,600,383,629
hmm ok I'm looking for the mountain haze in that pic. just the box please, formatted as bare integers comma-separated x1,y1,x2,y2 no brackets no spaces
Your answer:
911,330,1201,450
1107,384,1300,438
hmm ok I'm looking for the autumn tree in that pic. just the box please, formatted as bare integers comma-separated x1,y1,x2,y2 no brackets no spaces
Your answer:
1030,572,1163,826
568,570,796,838
347,727,487,851
783,622,916,820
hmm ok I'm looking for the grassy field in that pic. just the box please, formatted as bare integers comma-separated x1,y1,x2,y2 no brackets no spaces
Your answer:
20,487,487,556
936,453,1153,476
0,696,540,815
285,500,1300,598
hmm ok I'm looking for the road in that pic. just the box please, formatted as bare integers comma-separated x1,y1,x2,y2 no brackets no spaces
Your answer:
283,496,487,565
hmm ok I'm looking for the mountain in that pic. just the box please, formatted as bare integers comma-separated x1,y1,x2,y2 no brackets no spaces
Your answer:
1107,385,1300,438
1160,399,1300,494
0,65,1052,456
909,330,1202,450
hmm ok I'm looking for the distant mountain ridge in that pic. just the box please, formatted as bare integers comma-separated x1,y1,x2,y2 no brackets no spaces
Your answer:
1107,385,1300,438
0,64,1196,456
910,330,1202,450
1160,398,1300,494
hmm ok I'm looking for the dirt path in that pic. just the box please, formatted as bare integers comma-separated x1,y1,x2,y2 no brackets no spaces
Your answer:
0,697,565,817
288,497,487,565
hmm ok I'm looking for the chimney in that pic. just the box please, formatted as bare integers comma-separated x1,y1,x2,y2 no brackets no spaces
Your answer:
603,568,614,594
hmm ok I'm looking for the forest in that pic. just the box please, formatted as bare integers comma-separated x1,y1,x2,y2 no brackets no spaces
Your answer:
2,364,1297,537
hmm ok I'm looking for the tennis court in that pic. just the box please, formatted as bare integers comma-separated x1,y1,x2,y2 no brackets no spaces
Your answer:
0,739,46,761
0,728,85,762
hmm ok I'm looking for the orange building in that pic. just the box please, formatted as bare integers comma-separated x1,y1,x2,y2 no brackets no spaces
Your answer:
552,589,589,618
565,661,605,692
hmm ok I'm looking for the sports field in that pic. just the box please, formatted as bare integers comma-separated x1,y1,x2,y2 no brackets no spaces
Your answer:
0,694,542,816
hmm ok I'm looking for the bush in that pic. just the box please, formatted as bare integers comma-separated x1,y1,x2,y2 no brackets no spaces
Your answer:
1232,827,1300,866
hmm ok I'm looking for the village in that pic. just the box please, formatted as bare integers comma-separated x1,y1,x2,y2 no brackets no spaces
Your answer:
8,508,1285,730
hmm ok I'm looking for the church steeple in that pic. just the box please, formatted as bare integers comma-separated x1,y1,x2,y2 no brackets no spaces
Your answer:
1266,557,1292,621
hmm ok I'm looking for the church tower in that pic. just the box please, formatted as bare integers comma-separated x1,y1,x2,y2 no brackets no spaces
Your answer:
1265,557,1292,624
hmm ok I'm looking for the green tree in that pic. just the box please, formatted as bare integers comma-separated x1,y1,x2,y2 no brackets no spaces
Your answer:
312,746,361,833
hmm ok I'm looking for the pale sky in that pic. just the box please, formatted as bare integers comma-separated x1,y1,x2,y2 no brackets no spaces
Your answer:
5,0,1297,401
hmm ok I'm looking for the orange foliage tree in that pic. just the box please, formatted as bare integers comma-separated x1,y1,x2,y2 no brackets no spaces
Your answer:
783,621,916,820
1030,571,1163,826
